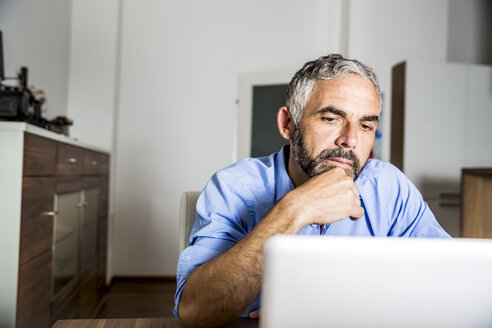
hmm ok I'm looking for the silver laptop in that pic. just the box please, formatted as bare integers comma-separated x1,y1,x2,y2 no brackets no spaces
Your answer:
260,236,492,328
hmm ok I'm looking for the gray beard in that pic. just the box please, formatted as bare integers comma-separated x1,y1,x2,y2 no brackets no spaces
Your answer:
291,126,363,180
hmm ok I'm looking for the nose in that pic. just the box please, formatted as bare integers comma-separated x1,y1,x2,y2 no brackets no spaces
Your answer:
335,123,358,149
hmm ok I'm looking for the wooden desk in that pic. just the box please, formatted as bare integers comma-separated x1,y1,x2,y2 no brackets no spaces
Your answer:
52,317,259,328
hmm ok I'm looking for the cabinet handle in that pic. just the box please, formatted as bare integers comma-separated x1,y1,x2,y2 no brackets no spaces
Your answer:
75,202,84,208
43,210,58,216
67,158,78,164
91,160,98,166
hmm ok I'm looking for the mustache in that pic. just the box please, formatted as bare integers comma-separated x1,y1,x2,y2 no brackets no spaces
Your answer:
318,148,360,166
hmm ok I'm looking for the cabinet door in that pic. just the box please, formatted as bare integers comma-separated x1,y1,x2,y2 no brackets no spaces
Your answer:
16,251,51,328
19,177,55,266
53,191,81,297
465,66,492,166
81,188,100,269
404,62,467,197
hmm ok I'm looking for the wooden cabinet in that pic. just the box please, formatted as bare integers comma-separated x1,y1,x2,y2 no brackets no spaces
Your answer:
391,61,492,237
0,123,110,328
461,168,492,238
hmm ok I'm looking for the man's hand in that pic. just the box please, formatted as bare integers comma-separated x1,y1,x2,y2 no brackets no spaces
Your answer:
285,167,364,227
178,167,364,328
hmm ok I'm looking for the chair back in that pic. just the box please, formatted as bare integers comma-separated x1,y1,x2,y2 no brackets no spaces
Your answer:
179,191,201,254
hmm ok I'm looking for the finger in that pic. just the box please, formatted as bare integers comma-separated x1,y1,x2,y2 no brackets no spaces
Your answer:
350,206,364,220
330,166,348,179
352,184,360,198
249,309,261,319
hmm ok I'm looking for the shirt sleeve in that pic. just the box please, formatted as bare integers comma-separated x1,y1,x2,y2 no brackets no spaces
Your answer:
386,166,451,238
173,169,253,319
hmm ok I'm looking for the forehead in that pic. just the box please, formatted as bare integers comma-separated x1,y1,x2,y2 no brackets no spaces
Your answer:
303,74,380,117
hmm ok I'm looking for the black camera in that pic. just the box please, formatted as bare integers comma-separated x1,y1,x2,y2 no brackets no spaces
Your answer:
0,30,72,134
0,66,32,119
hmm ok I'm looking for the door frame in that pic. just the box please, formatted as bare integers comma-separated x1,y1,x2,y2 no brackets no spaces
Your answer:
235,69,296,162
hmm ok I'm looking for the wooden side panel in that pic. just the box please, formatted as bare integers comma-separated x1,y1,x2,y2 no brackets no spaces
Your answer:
23,133,56,176
461,169,492,238
462,174,482,237
19,177,55,266
390,62,405,171
483,177,492,238
16,251,52,328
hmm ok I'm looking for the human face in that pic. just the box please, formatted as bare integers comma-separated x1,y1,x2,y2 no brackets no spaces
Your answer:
291,74,380,180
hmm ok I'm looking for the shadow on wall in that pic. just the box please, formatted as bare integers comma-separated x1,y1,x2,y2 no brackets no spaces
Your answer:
420,179,462,238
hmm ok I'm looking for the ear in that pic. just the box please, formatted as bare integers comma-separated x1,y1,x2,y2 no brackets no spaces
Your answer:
277,106,296,141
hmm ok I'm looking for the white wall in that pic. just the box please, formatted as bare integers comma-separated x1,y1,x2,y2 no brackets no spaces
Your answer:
346,0,449,162
111,0,333,276
0,0,72,119
66,0,120,151
447,0,492,65
4,0,487,279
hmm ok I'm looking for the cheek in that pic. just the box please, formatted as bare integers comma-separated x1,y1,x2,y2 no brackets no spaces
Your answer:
358,134,376,158
309,130,338,153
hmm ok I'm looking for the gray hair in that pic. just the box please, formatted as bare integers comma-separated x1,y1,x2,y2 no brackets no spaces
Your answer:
286,54,382,125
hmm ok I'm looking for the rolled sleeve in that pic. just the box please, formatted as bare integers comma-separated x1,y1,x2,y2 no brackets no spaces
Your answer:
173,169,253,319
174,243,224,319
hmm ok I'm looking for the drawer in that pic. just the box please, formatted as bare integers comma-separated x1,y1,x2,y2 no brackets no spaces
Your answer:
84,151,109,175
19,177,55,265
23,133,56,176
57,144,84,175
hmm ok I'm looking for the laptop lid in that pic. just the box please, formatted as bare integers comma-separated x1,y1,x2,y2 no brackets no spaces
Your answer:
260,235,492,328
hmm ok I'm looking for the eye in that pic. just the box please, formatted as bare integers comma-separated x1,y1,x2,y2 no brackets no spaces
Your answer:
321,116,338,123
361,123,374,131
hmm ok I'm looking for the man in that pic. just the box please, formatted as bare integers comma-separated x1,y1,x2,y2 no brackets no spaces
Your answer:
174,54,450,328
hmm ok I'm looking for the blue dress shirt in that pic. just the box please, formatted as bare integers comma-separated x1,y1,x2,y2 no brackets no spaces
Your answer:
174,145,450,319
